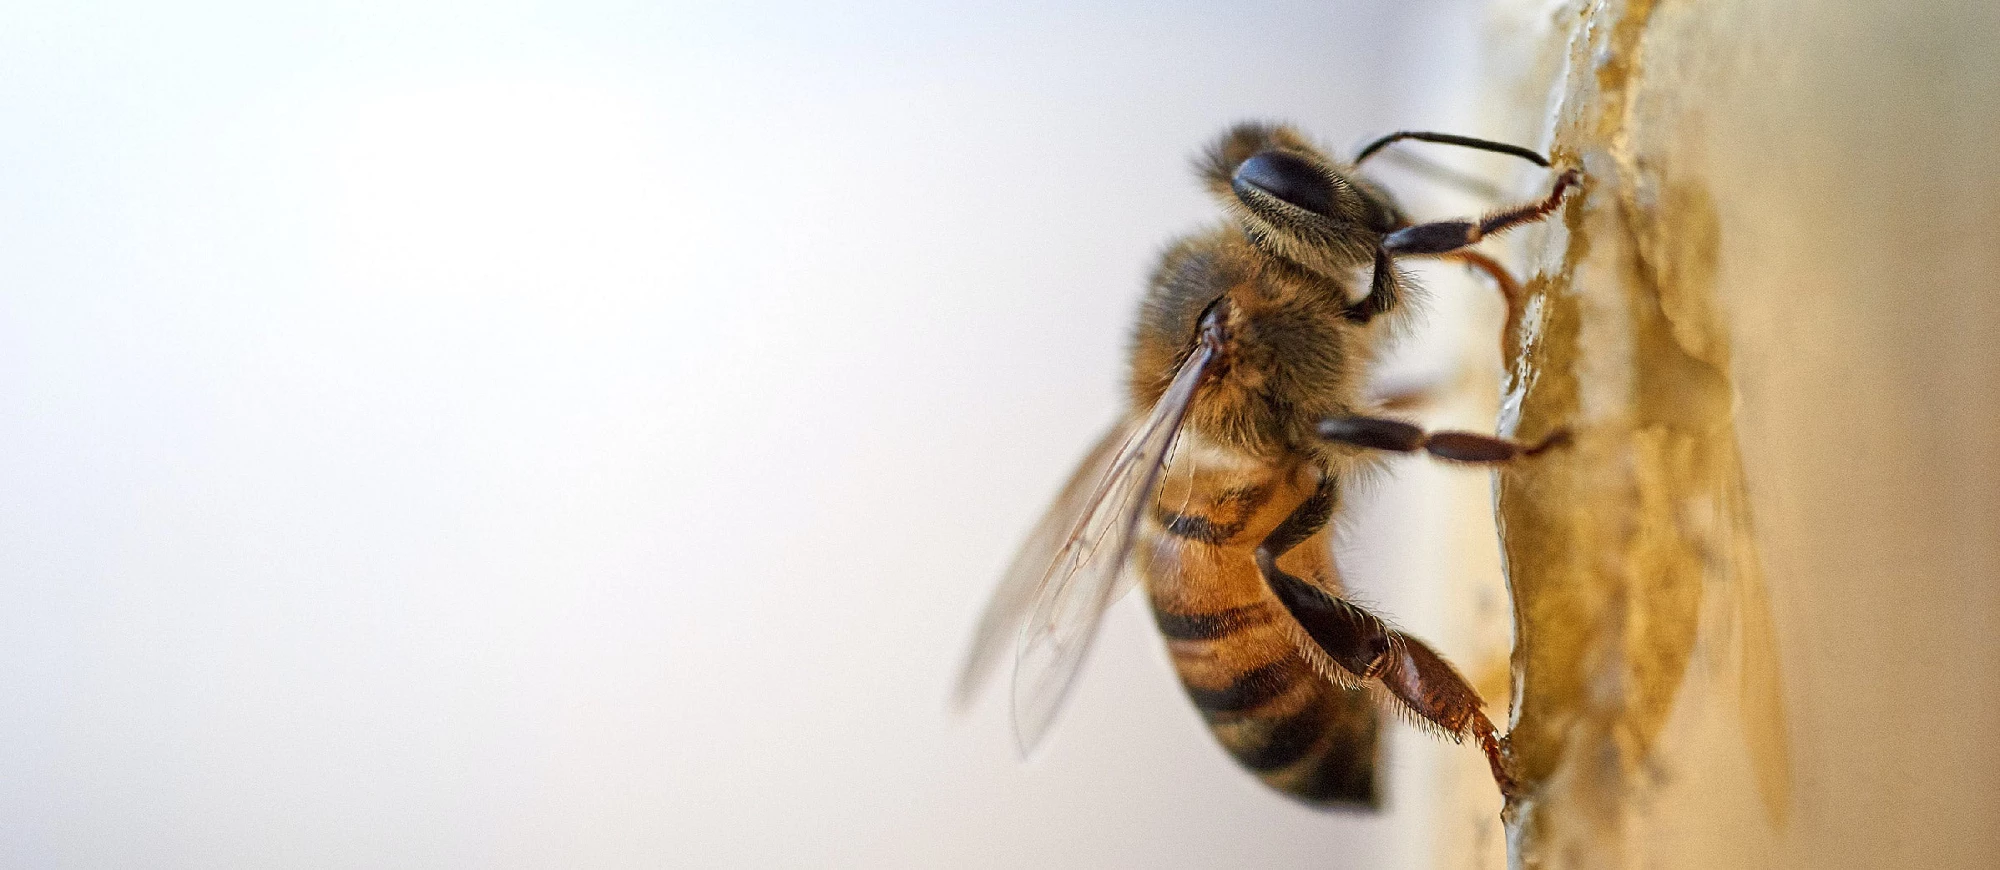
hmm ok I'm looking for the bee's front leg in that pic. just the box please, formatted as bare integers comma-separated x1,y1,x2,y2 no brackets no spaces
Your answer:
1380,170,1581,257
1447,248,1531,365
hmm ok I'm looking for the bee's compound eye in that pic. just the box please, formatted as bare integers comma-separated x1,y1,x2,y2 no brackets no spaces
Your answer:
1232,151,1340,217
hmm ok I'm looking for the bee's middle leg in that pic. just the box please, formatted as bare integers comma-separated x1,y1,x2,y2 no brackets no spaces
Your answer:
1317,416,1568,464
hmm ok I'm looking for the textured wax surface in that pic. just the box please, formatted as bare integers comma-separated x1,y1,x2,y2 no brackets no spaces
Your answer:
1487,2,2000,867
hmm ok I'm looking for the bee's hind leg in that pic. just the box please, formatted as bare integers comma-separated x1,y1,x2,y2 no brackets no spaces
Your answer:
1255,476,1518,799
1317,416,1568,464
1258,550,1518,799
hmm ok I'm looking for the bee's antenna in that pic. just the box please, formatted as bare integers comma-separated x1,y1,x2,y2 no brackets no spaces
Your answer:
1354,131,1550,169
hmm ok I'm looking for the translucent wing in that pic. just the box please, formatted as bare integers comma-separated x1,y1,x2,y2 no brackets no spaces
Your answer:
1011,340,1214,752
955,419,1136,711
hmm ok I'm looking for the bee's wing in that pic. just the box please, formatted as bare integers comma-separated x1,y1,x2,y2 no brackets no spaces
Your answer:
954,419,1137,711
1010,341,1214,753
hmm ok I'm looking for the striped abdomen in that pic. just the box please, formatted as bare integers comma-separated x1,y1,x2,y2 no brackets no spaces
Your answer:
1137,447,1381,807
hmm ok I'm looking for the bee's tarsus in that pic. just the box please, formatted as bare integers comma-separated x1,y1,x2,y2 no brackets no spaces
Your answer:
1481,721,1518,800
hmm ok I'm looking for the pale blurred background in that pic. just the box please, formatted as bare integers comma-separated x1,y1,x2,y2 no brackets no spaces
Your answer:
0,2,1520,868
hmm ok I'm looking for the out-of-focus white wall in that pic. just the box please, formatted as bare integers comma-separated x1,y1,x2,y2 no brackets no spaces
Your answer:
0,2,1502,866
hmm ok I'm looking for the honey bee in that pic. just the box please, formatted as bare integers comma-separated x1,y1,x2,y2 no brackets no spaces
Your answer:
958,123,1578,806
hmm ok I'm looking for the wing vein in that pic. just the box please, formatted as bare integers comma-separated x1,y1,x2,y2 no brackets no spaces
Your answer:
1009,340,1215,752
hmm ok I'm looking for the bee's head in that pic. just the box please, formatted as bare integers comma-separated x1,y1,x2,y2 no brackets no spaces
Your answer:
1200,123,1402,278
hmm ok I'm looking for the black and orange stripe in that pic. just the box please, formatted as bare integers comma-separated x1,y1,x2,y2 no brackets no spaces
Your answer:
1140,459,1381,808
